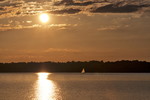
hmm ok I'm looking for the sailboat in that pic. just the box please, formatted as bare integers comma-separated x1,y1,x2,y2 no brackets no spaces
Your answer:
81,68,85,74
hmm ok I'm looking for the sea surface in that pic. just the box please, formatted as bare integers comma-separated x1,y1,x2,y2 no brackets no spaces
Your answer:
0,73,150,100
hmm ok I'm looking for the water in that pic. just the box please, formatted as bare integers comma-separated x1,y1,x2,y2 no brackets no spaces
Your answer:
0,73,150,100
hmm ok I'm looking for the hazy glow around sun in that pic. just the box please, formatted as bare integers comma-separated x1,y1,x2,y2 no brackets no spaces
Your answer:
39,13,49,23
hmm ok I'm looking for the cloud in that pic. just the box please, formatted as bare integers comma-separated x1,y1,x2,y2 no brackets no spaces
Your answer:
91,1,150,13
0,0,23,7
0,48,82,62
49,8,81,14
0,0,5,1
0,23,77,31
44,48,80,53
54,0,96,6
97,25,121,31
0,7,4,10
0,0,149,19
0,0,149,32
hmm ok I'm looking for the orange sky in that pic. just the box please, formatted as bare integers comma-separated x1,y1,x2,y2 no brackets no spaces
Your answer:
0,0,150,62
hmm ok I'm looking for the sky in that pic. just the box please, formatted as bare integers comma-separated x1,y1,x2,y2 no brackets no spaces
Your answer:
0,0,150,62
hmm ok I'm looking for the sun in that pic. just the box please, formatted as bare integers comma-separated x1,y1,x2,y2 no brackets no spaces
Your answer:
39,13,49,23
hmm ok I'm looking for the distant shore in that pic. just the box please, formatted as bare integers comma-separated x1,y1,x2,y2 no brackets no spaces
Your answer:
0,60,150,73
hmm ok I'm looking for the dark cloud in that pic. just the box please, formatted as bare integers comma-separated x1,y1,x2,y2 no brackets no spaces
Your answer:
54,0,96,6
0,0,5,2
0,0,150,19
54,0,73,5
54,0,111,6
0,7,4,10
0,1,22,8
91,2,150,13
50,8,81,14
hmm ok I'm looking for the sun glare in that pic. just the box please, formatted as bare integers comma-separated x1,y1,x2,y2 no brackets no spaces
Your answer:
39,13,49,23
36,72,56,100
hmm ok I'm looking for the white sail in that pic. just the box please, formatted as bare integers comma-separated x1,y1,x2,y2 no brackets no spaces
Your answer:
81,68,85,73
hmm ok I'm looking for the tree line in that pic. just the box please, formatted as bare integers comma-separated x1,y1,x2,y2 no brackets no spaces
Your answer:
0,60,150,72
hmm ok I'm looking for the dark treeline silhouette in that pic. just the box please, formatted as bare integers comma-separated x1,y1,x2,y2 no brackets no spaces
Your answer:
0,60,150,73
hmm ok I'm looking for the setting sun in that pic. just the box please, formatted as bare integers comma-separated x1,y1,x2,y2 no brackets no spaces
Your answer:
39,13,49,23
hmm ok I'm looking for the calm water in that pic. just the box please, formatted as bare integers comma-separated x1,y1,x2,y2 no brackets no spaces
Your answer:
0,73,150,100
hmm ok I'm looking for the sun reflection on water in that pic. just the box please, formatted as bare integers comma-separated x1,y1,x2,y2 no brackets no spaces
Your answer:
36,72,59,100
